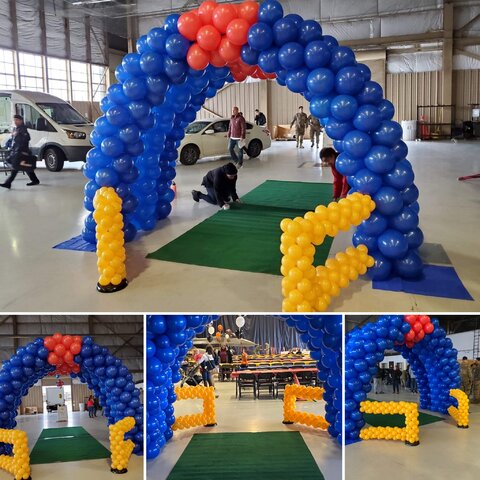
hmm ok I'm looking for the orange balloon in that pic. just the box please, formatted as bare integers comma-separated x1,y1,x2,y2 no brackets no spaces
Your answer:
226,18,250,46
218,325,223,332
218,38,241,63
178,11,202,41
198,1,217,25
238,1,260,24
212,4,238,33
196,25,221,51
187,44,210,70
209,49,227,67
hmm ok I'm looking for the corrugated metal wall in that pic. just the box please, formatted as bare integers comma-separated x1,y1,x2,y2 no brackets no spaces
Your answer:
269,81,310,126
453,69,480,122
21,386,43,413
386,71,444,122
72,383,94,412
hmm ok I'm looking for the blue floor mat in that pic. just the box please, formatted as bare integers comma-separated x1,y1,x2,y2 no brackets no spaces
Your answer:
53,235,95,252
372,264,473,301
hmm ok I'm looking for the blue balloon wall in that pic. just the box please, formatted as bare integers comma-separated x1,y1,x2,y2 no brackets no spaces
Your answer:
146,314,342,460
345,315,460,445
0,337,143,456
83,0,424,280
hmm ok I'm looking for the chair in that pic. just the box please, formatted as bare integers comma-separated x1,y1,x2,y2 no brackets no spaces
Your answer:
256,373,274,398
296,371,316,386
236,373,256,398
274,371,293,398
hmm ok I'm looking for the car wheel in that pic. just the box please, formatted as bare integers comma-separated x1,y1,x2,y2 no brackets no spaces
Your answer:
247,139,262,158
44,147,65,172
180,145,200,165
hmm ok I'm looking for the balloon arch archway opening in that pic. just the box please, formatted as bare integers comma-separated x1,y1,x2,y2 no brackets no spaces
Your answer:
146,314,342,460
83,0,425,289
345,315,462,445
0,333,143,460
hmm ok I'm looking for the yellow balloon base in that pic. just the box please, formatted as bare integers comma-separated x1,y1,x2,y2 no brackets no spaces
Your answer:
97,278,129,293
111,467,128,474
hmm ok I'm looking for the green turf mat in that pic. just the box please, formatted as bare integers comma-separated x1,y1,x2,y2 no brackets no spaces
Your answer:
148,181,334,275
167,432,324,480
30,426,110,464
363,399,444,428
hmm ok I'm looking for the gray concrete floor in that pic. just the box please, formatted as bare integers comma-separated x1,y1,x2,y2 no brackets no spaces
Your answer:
0,140,479,312
147,380,341,480
346,388,480,480
0,411,143,480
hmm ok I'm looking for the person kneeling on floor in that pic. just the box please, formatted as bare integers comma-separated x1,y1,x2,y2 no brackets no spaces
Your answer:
320,147,349,202
192,162,241,210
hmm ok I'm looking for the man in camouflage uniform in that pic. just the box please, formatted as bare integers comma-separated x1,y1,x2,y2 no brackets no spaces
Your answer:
308,114,322,148
290,106,308,148
460,356,473,396
472,358,480,404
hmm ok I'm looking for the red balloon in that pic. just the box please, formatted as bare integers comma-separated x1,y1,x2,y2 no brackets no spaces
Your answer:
187,44,210,70
70,342,82,355
48,352,59,365
198,1,217,25
266,73,277,79
209,49,227,67
53,332,62,342
226,18,250,46
412,321,423,333
415,330,425,341
44,336,56,351
232,71,248,82
72,364,80,374
212,4,238,34
178,11,202,41
404,315,416,325
64,351,74,365
424,323,434,334
73,335,82,344
419,315,430,325
62,335,73,348
54,344,66,357
218,38,241,63
405,330,415,341
197,25,221,51
238,1,260,24
405,340,414,348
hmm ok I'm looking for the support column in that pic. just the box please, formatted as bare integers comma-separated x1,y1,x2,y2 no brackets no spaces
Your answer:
443,1,454,127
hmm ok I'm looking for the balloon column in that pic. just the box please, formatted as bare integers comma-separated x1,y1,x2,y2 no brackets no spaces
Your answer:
345,315,460,444
0,334,143,464
82,0,425,281
283,384,329,429
448,389,469,428
109,416,136,473
146,314,342,460
0,429,30,480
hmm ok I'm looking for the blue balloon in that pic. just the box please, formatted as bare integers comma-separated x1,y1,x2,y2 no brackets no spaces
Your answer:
394,250,423,278
325,119,353,141
240,45,260,65
330,95,358,121
140,52,165,76
357,63,371,81
273,18,299,46
258,0,284,25
335,66,364,95
353,169,383,195
378,99,395,120
364,146,396,174
122,53,142,76
258,48,281,73
405,228,424,249
106,105,131,127
310,94,335,118
329,46,356,72
100,137,124,158
373,186,403,216
384,159,415,189
304,40,331,69
353,105,382,133
372,120,403,147
248,23,274,51
357,81,383,105
389,207,419,232
353,230,378,252
377,229,409,259
391,140,408,161
298,20,322,45
367,251,392,280
343,130,371,157
335,152,364,175
147,28,168,53
360,212,388,236
307,68,335,96
400,184,419,205
165,34,190,60
278,42,304,70
164,14,180,34
285,68,309,93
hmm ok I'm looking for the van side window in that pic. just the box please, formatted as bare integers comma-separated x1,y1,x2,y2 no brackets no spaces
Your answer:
0,96,11,134
15,103,42,130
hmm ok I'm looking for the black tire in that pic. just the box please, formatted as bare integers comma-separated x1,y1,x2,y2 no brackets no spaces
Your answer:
44,147,65,172
180,144,200,165
247,139,262,158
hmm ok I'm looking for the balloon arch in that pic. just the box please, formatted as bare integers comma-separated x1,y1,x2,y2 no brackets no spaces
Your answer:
0,334,143,457
146,314,342,459
345,315,461,444
82,0,425,282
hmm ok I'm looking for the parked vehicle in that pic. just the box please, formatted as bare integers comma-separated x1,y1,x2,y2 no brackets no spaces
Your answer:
0,90,93,171
179,117,271,165
46,387,65,413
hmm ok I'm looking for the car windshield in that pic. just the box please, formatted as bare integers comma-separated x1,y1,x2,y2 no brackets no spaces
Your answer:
185,121,211,134
37,102,90,125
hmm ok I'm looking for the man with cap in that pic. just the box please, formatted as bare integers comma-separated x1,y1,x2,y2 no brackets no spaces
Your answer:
290,106,308,148
192,162,240,210
1,114,39,189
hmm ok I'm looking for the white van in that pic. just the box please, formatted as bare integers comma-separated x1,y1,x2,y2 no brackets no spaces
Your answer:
0,90,93,171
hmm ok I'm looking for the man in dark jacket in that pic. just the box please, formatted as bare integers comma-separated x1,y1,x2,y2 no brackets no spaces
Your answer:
227,106,246,167
1,115,39,189
254,109,266,126
192,162,240,209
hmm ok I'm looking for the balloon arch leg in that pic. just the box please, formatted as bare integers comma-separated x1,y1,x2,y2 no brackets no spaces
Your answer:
0,334,143,479
83,0,425,291
146,314,342,459
345,315,463,445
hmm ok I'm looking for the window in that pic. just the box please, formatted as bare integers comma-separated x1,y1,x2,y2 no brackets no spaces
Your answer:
212,121,229,133
0,49,16,89
38,102,88,125
71,61,89,101
47,57,69,101
15,103,42,130
0,96,12,134
185,121,211,134
91,64,107,102
18,53,44,91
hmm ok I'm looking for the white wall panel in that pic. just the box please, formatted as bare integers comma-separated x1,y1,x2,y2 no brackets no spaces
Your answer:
0,2,13,50
17,0,42,54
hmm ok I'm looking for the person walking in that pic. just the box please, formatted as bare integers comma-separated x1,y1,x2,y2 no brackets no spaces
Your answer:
197,346,218,396
460,356,473,396
254,109,266,126
227,106,246,167
472,358,480,404
307,114,322,148
409,366,418,393
87,395,95,418
392,365,402,394
290,106,308,148
373,365,383,394
192,162,240,210
400,367,407,389
1,115,39,189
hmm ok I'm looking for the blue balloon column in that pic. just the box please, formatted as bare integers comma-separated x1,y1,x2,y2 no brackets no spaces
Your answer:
146,314,342,461
0,336,143,456
345,315,460,444
82,0,424,281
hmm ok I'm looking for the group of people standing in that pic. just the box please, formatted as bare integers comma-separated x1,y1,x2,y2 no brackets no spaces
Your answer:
460,356,480,403
374,364,417,395
86,395,101,418
290,105,322,149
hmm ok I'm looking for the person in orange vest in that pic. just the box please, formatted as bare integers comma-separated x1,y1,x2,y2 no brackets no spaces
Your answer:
241,349,248,369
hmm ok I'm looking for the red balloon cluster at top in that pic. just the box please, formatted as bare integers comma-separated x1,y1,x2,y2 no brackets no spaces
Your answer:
178,1,276,82
44,333,83,375
403,315,435,348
